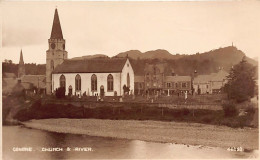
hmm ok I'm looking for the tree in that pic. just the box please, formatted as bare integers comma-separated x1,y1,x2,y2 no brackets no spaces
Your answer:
224,57,256,103
55,87,66,99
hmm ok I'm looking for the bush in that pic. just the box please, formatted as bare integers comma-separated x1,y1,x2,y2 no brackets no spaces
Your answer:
222,101,238,117
181,108,190,116
55,87,65,99
245,106,255,115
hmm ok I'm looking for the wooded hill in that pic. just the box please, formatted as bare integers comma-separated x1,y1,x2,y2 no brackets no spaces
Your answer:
2,46,257,76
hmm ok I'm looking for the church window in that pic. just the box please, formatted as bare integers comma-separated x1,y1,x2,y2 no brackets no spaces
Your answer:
107,74,113,91
75,74,81,91
127,73,130,88
60,75,66,88
91,74,97,91
51,60,54,70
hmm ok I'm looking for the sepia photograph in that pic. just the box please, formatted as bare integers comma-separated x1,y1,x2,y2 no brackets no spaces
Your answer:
1,0,259,159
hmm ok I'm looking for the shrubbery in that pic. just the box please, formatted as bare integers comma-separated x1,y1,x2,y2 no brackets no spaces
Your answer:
224,57,256,103
222,101,238,117
55,87,65,99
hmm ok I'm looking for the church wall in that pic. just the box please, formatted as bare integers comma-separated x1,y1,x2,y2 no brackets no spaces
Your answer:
121,59,135,95
52,72,121,96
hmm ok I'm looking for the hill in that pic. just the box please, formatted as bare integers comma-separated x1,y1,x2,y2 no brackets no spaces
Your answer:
71,54,109,60
2,46,257,77
115,49,183,60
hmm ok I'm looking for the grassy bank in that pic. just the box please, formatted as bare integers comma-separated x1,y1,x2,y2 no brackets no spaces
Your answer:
14,100,257,128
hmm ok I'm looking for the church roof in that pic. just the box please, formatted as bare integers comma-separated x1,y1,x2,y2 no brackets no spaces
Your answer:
50,9,63,39
53,58,128,73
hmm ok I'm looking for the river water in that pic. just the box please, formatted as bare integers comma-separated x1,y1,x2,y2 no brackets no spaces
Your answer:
2,126,257,159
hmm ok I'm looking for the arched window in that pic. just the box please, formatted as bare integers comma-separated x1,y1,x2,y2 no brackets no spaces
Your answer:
75,74,81,91
60,75,66,88
107,74,113,91
91,74,97,91
127,73,130,87
51,60,54,70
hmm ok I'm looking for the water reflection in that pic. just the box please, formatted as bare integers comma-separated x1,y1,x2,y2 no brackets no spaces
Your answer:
2,126,257,159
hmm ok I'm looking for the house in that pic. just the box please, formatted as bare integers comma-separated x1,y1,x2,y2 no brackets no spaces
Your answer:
52,58,134,96
134,75,145,95
133,62,192,95
165,75,192,95
143,63,172,94
193,75,212,94
21,75,46,94
3,73,17,79
193,69,228,94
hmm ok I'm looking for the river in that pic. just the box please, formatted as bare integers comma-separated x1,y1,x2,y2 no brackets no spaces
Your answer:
2,126,257,159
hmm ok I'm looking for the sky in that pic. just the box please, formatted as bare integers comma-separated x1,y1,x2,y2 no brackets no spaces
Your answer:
1,1,260,64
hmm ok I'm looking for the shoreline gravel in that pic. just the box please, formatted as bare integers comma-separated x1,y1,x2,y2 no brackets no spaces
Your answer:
22,118,258,150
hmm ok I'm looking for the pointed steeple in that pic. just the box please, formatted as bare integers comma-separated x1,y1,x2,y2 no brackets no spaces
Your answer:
18,49,25,78
50,8,63,39
19,49,24,65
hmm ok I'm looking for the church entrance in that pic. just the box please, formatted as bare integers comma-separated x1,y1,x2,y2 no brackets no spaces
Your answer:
68,85,72,96
100,85,104,97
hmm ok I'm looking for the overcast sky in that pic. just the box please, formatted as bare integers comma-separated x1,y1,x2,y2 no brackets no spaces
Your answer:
1,1,260,64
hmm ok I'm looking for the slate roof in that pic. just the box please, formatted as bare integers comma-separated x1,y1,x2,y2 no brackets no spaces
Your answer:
211,70,229,81
134,76,144,82
193,75,212,83
21,75,46,89
194,70,228,83
2,78,18,94
166,76,191,82
21,82,33,90
53,58,127,73
3,73,16,78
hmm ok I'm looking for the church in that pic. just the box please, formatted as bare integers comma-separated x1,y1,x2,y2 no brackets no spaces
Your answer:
46,9,134,96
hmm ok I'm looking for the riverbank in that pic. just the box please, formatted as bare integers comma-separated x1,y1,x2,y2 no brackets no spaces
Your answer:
14,100,258,128
22,118,258,150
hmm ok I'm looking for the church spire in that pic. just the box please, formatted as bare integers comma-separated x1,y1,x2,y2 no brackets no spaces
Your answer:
18,49,25,78
19,49,24,65
50,8,63,39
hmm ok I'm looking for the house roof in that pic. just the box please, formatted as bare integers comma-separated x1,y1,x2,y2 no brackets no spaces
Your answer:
166,76,191,82
21,75,46,89
194,70,229,83
194,75,212,83
21,82,33,90
2,78,18,94
53,58,127,73
134,76,144,82
211,70,229,81
3,73,16,78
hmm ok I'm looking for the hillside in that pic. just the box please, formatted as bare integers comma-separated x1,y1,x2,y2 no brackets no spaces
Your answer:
115,49,183,60
71,54,109,60
3,46,257,77
118,46,258,76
